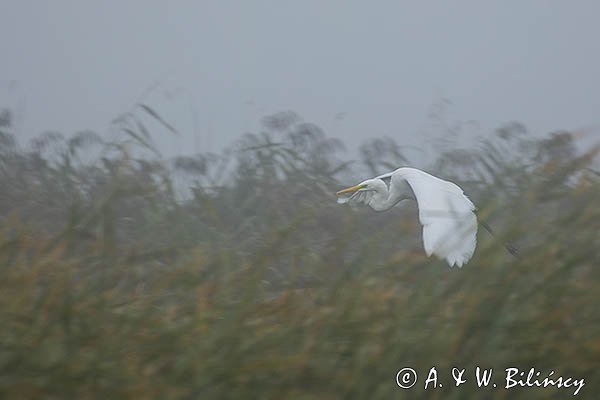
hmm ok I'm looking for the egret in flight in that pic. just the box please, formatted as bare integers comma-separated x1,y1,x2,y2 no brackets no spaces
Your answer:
336,167,478,267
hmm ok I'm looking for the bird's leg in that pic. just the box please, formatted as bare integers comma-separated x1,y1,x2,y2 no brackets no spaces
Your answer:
479,219,520,258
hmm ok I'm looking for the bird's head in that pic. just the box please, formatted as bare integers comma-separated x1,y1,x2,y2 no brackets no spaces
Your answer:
336,182,366,196
336,179,385,196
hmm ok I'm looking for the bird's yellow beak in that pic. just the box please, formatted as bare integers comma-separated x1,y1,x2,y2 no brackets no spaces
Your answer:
336,183,365,196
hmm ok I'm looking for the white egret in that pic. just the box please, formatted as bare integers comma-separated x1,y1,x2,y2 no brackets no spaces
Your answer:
336,167,478,267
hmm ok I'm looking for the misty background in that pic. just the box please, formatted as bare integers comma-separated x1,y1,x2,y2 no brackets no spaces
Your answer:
1,1,599,157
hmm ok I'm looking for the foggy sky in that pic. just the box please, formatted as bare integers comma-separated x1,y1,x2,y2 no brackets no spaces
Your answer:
1,1,599,156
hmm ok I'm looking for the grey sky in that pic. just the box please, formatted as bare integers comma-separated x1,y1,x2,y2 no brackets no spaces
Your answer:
1,1,599,156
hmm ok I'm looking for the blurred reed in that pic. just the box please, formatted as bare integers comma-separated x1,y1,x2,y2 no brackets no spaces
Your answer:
0,109,598,398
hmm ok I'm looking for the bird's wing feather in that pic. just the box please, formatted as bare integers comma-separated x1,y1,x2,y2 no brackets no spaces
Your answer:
395,168,477,267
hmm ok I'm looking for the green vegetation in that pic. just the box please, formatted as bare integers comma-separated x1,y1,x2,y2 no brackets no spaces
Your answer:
0,109,598,399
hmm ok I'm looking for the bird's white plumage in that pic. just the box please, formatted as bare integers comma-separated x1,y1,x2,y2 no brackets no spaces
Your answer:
336,189,373,206
337,167,478,267
392,168,477,267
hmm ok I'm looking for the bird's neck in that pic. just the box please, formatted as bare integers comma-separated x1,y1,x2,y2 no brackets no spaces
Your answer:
370,188,405,211
370,180,413,211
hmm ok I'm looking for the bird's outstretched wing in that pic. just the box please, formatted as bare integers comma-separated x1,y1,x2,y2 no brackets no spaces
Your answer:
395,168,477,267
